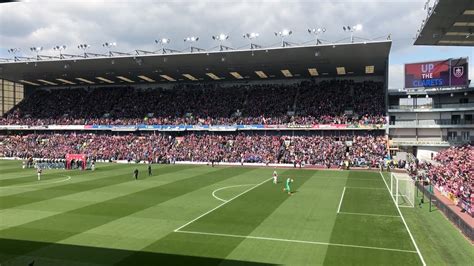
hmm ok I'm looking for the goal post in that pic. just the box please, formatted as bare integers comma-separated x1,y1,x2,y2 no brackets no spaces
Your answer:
390,173,415,207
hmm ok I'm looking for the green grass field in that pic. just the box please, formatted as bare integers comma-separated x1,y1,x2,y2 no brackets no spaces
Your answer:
0,160,472,265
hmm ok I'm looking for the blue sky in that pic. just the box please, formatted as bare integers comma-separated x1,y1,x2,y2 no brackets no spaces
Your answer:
0,0,472,89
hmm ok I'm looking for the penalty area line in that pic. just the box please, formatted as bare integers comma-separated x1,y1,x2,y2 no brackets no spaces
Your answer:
176,230,418,254
379,172,426,266
344,186,386,190
337,186,346,213
174,177,272,232
338,211,401,218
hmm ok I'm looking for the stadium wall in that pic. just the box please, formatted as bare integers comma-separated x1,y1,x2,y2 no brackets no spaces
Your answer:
416,146,444,161
416,182,474,241
0,79,24,116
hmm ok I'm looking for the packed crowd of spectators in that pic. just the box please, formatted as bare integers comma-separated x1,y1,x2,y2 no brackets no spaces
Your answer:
0,133,387,167
281,135,387,167
0,80,386,126
294,80,386,125
410,145,473,215
0,133,173,162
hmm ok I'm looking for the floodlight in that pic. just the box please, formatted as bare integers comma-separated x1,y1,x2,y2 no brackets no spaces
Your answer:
52,45,67,58
77,44,91,57
274,29,293,47
53,45,66,56
243,32,259,39
7,48,20,53
308,28,326,34
343,24,363,43
30,46,43,59
243,32,261,50
154,38,172,54
155,38,170,44
102,42,117,57
53,45,67,51
275,29,292,37
184,36,199,42
102,42,117,48
308,28,326,45
30,47,43,52
212,33,229,41
77,44,91,50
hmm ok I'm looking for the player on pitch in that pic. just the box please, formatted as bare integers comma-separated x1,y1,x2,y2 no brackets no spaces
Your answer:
283,177,294,195
272,169,278,184
133,168,139,180
37,167,42,181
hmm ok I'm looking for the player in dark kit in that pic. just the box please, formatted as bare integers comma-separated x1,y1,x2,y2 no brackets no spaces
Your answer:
148,165,152,176
134,168,139,180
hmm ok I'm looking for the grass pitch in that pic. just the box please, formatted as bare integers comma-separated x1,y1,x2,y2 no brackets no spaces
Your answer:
0,160,472,265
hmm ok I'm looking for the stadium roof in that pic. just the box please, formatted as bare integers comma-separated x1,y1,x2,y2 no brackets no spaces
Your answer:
0,41,391,87
414,0,474,46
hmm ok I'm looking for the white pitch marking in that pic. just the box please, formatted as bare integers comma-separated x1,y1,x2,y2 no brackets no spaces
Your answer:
337,186,346,213
174,177,272,232
212,184,257,203
338,211,401,218
316,176,381,181
0,175,72,189
176,230,418,254
344,186,386,190
379,172,426,266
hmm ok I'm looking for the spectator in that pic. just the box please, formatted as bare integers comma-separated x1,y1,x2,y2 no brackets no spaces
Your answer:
0,80,385,127
410,145,473,216
0,132,387,167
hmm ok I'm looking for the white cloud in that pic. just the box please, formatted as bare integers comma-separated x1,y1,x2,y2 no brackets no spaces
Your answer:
1,0,471,86
0,0,425,52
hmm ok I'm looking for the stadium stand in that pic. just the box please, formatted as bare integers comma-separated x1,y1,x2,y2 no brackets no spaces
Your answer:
0,132,388,167
409,145,473,215
0,80,385,126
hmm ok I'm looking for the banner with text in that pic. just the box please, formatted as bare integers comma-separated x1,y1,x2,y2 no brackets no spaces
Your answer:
404,58,468,88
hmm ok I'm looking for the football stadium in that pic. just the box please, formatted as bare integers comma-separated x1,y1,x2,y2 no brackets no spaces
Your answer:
0,0,473,265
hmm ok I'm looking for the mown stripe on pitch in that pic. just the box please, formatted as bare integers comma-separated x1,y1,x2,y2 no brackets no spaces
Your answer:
0,162,123,182
0,164,196,210
0,161,137,179
322,171,420,266
0,167,38,176
1,171,75,186
0,164,135,209
0,161,120,177
0,238,275,266
115,169,315,265
0,167,256,263
0,163,189,187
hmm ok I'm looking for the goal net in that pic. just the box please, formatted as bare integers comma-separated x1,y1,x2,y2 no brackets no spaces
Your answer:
390,173,415,207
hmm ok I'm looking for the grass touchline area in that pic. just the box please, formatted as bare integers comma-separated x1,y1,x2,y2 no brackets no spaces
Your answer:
0,161,472,265
175,230,420,254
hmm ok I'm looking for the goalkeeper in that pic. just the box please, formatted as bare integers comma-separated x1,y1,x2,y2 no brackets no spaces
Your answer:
283,177,294,195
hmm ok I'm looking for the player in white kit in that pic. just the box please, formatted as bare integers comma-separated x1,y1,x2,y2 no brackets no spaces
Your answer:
37,167,42,181
272,170,278,184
